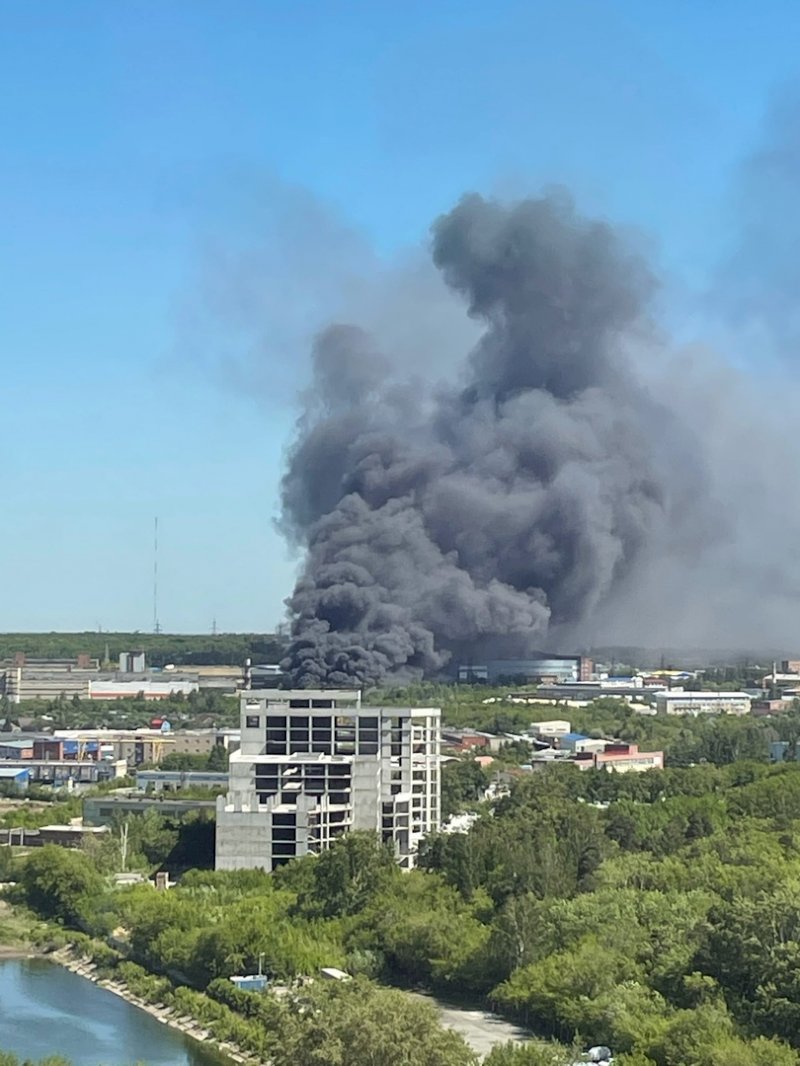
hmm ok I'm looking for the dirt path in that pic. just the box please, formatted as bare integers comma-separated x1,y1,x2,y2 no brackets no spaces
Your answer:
409,991,532,1059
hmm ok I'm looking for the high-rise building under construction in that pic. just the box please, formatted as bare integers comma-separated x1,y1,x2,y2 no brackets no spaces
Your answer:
215,689,440,871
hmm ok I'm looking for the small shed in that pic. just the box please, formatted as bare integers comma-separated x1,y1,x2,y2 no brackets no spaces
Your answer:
230,974,269,992
0,766,29,793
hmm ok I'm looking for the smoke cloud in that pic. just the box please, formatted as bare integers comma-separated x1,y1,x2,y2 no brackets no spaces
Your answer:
280,191,716,687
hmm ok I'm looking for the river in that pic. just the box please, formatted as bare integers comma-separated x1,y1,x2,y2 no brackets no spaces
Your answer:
0,959,227,1066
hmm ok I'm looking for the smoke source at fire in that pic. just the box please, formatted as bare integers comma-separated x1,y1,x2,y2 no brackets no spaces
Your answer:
279,191,710,687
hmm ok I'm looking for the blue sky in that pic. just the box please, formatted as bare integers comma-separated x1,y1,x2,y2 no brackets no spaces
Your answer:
1,0,798,632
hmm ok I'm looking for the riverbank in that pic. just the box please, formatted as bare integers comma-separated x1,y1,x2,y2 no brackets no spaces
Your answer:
51,947,257,1066
0,896,49,959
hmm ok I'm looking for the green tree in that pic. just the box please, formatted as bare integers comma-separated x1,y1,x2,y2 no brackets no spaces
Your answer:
295,832,397,919
21,845,103,927
206,744,230,771
484,1042,577,1066
441,758,489,820
272,978,478,1066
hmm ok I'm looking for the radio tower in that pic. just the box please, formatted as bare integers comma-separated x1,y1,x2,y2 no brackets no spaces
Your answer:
153,516,161,634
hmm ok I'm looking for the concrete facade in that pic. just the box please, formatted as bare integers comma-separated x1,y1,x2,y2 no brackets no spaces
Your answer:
215,690,441,872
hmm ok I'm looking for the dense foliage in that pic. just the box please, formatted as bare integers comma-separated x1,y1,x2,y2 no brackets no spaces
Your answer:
17,755,800,1064
0,631,285,667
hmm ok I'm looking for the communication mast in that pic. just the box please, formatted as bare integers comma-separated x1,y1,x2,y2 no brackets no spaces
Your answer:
153,516,161,634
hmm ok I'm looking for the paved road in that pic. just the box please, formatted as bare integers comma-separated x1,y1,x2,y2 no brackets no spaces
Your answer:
409,991,531,1059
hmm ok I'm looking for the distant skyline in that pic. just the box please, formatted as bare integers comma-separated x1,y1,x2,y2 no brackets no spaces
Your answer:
2,0,800,632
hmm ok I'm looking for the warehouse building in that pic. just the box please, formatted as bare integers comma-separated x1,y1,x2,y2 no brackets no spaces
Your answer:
655,691,751,716
458,655,593,684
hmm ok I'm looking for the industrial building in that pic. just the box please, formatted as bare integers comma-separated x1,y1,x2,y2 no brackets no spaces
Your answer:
215,689,441,872
529,740,664,773
83,793,216,826
54,729,174,764
169,728,240,757
0,758,126,786
136,769,228,792
86,676,198,700
0,767,29,792
655,691,751,716
457,655,593,684
573,743,664,772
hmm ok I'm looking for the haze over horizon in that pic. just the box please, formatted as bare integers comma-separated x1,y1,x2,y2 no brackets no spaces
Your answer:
4,1,800,643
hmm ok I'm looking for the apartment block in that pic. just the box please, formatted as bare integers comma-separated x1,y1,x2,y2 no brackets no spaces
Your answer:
215,690,440,872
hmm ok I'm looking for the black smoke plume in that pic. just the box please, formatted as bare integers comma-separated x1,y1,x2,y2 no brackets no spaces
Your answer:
280,192,711,687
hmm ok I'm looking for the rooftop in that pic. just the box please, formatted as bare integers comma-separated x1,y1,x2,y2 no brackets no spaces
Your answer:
657,690,750,699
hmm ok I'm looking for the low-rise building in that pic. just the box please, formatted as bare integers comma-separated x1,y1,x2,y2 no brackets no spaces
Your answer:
0,767,29,792
529,720,571,737
54,729,174,765
0,739,34,760
441,728,502,752
83,793,216,825
38,821,110,847
0,758,126,786
752,699,792,717
136,769,228,792
574,743,664,773
169,729,240,757
88,676,198,700
530,741,663,773
458,655,593,684
655,691,751,716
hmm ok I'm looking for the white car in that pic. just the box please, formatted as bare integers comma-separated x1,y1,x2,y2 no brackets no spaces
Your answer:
571,1049,613,1065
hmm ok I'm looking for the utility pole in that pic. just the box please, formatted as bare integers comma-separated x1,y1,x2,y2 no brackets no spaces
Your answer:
119,820,129,873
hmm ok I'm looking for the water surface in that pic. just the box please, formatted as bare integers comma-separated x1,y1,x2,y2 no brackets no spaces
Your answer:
0,959,227,1066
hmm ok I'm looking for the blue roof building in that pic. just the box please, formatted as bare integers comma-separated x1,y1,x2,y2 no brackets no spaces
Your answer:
0,767,29,792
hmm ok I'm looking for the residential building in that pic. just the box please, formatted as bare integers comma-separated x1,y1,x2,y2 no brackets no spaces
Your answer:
655,691,751,716
215,689,440,872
